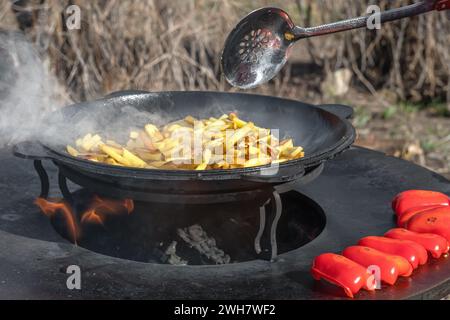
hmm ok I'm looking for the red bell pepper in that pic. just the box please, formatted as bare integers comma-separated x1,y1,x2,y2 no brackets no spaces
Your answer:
311,253,376,298
383,250,413,277
342,246,403,285
406,206,450,242
392,190,449,217
358,236,427,269
397,205,443,227
384,228,449,259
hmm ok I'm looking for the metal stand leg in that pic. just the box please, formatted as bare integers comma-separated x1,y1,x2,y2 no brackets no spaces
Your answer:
57,171,79,244
32,160,74,205
254,198,270,255
32,163,79,244
254,190,282,262
33,160,49,198
58,172,74,204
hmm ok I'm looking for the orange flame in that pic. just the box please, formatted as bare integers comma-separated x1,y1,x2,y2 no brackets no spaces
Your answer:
35,196,134,242
124,198,134,213
80,210,104,225
80,196,134,225
34,197,80,244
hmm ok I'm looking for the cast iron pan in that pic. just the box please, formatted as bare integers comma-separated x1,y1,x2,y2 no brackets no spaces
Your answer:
14,91,355,195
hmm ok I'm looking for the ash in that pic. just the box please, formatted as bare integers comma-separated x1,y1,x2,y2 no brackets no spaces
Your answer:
164,241,187,266
177,224,231,265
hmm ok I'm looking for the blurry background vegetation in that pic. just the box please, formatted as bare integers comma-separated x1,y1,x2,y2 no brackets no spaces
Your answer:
1,0,449,177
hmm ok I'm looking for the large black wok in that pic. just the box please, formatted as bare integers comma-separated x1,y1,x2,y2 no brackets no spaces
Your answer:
14,91,355,197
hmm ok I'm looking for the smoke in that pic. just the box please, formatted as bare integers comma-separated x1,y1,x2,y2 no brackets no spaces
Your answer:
0,32,171,149
0,32,250,155
0,31,69,147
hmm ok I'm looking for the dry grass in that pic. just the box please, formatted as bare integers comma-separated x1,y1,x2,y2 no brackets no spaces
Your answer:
2,0,296,102
302,0,450,104
0,0,449,106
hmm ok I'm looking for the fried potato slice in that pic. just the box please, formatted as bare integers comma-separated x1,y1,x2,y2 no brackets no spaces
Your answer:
195,149,212,170
122,149,147,168
145,124,163,142
184,115,197,125
136,150,163,161
229,112,247,128
69,113,304,170
67,145,79,157
100,144,130,166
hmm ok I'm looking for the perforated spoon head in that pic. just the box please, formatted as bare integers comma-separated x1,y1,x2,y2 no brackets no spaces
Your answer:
221,8,296,89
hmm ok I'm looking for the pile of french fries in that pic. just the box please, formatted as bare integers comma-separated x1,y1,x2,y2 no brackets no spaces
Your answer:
66,113,304,170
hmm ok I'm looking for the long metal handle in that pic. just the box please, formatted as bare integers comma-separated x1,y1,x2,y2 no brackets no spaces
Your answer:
293,1,437,39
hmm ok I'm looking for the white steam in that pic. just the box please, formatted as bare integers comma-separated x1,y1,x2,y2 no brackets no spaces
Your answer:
0,32,69,147
0,32,171,149
0,32,240,151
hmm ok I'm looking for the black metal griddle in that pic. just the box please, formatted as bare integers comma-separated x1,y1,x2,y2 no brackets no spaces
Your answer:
13,91,355,199
1,147,450,299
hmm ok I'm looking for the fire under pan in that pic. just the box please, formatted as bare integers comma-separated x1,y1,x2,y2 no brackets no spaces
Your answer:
0,147,449,299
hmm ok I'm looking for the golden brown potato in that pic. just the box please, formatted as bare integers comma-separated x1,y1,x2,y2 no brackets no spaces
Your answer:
67,113,304,170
